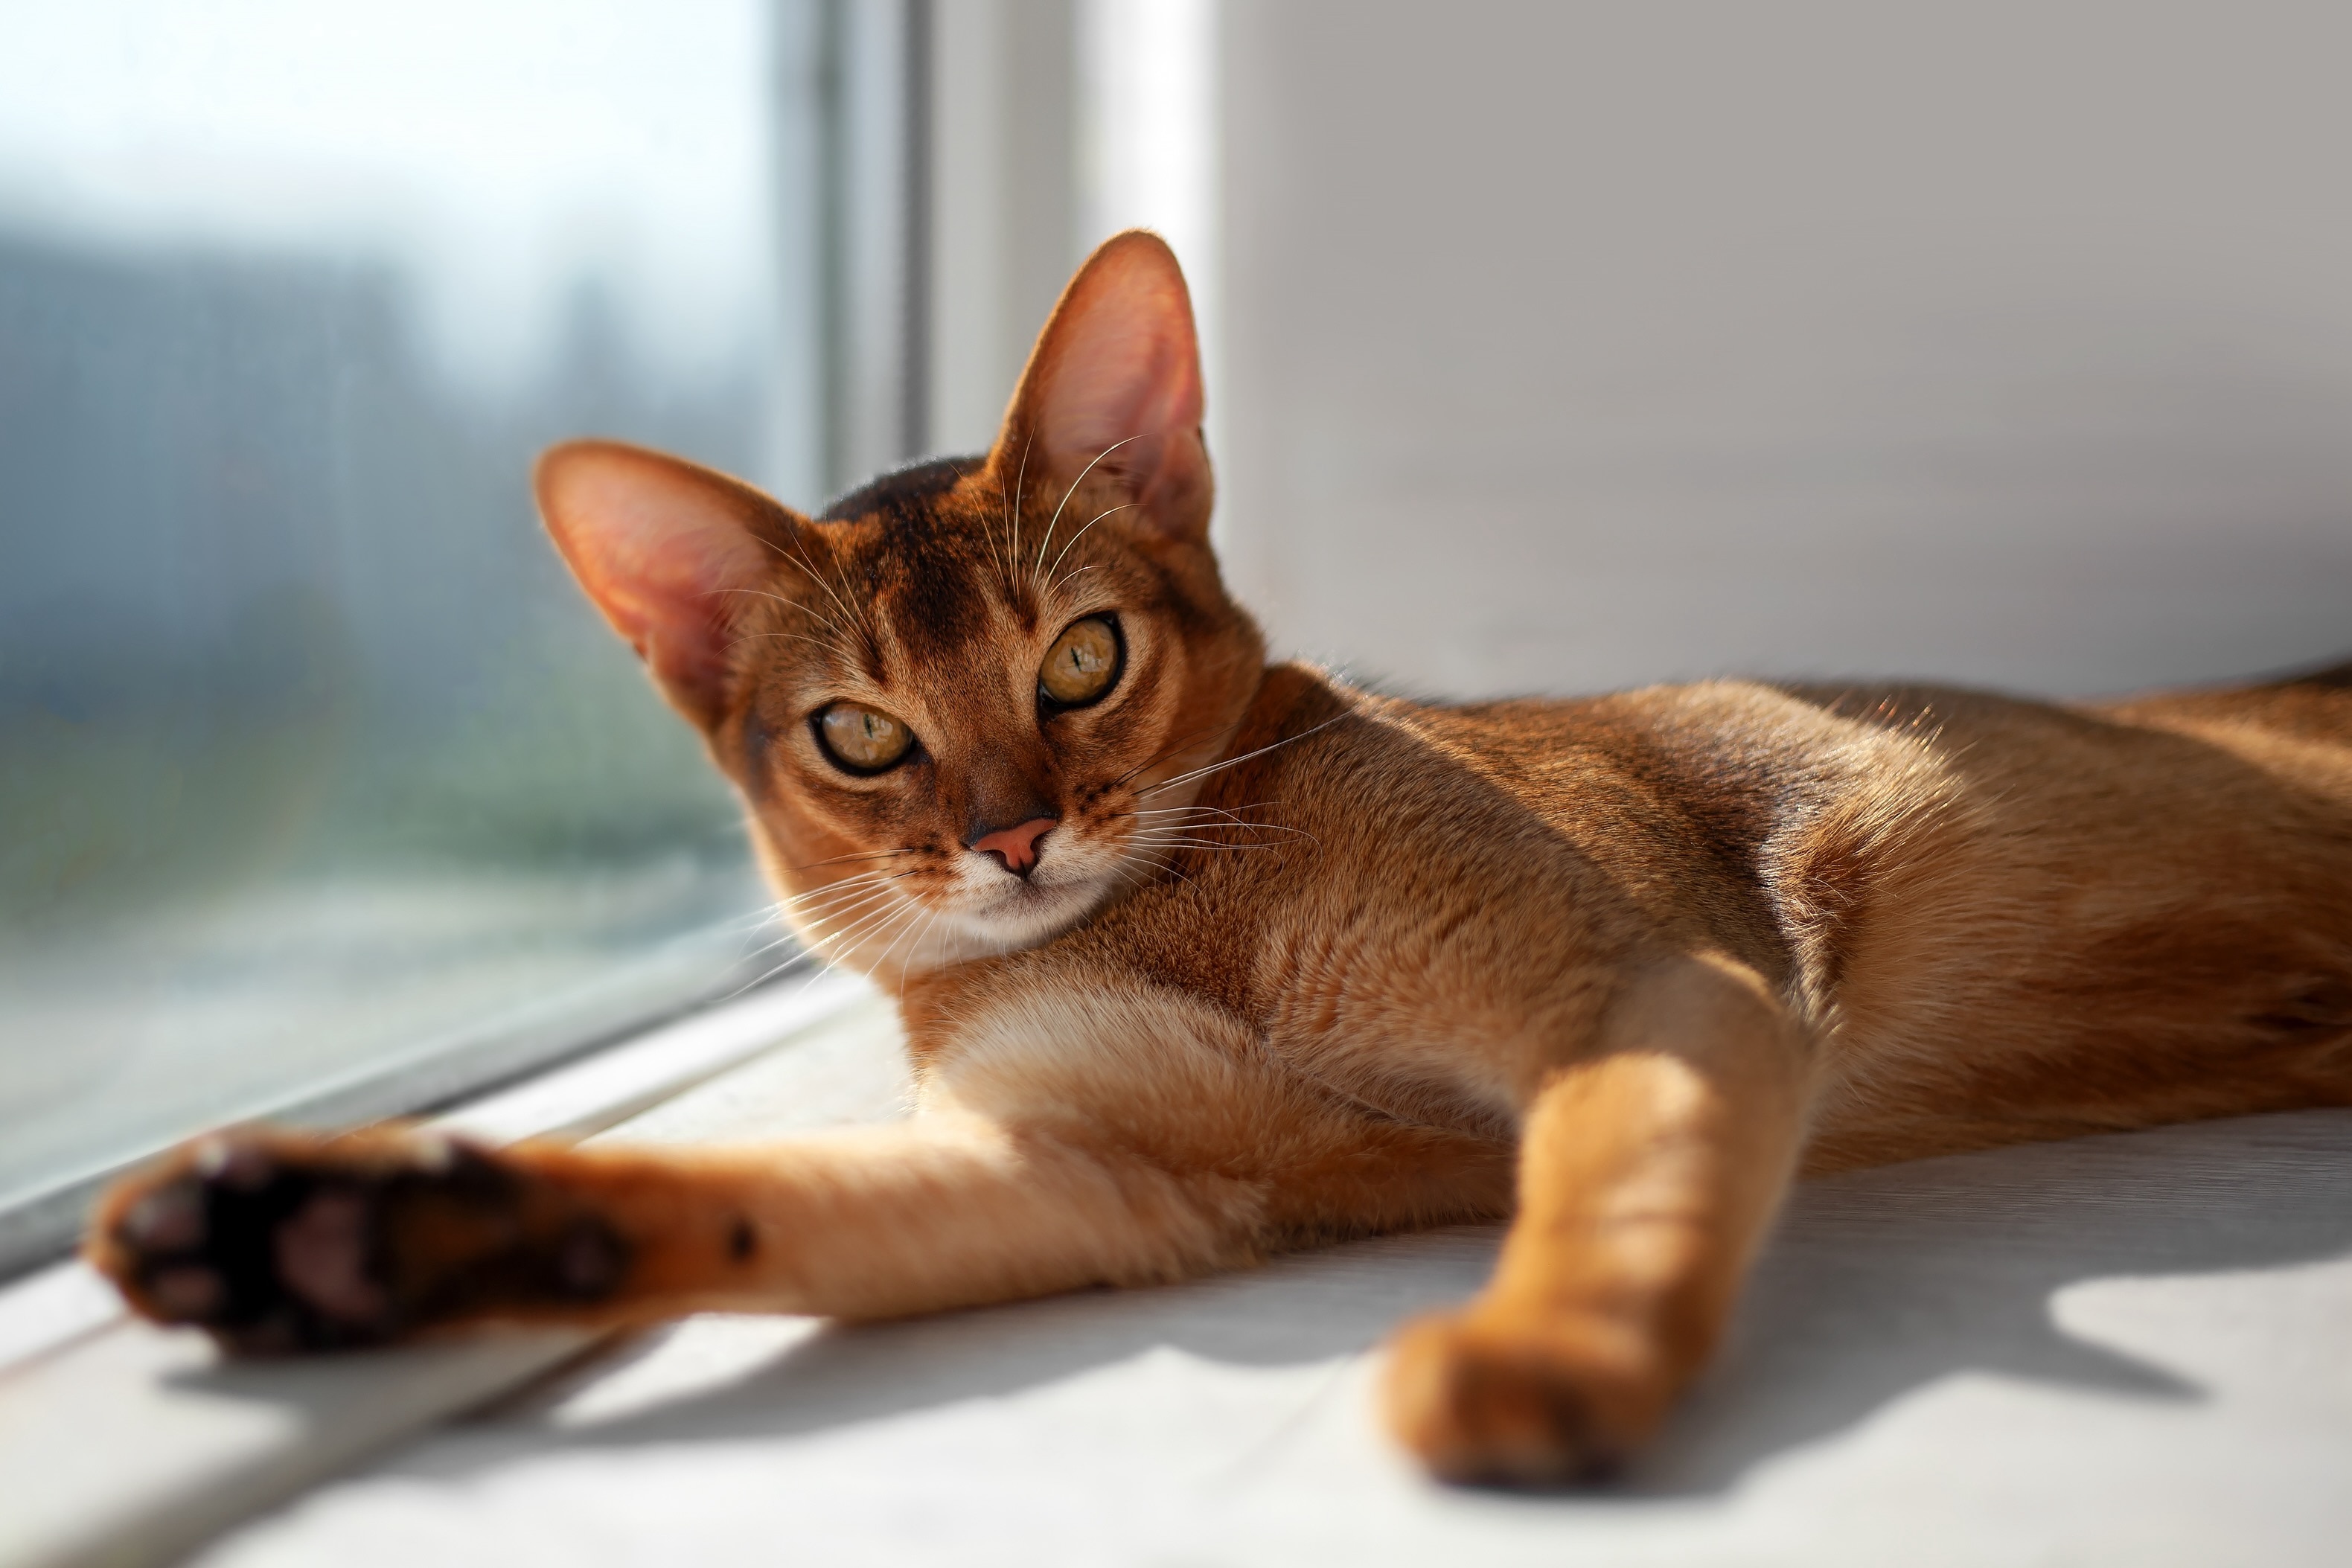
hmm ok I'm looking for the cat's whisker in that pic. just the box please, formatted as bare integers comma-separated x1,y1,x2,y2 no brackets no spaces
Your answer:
980,467,1013,598
900,911,942,1002
804,895,924,961
790,879,927,926
859,900,935,982
1125,801,1274,818
1042,565,1103,618
778,881,920,938
1032,435,1141,589
1125,825,1285,844
1043,504,1135,592
777,848,923,874
889,907,945,1002
717,927,836,1002
715,581,857,647
824,891,918,948
1005,434,1033,597
1127,825,1317,852
779,868,918,907
1113,836,1199,891
789,887,907,937
734,927,815,973
757,893,903,959
860,897,935,976
1122,804,1316,840
1108,717,1247,792
1137,714,1352,799
1123,833,1282,854
1125,814,1285,836
729,628,863,665
773,535,875,653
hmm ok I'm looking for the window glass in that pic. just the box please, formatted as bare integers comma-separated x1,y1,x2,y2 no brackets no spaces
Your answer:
0,1,831,1239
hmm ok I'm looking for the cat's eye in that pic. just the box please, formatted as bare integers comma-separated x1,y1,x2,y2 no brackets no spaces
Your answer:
1039,615,1122,708
814,703,915,773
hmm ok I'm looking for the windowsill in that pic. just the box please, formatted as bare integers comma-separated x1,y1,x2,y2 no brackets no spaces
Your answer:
12,994,2352,1567
0,907,778,1282
178,1106,2352,1568
0,970,889,1568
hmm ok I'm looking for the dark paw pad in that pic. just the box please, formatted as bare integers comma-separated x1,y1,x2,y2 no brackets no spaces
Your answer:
91,1129,626,1353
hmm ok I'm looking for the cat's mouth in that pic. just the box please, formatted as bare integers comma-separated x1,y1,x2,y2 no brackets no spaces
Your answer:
940,849,1119,953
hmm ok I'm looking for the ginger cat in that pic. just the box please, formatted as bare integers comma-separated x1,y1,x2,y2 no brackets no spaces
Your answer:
92,232,2352,1485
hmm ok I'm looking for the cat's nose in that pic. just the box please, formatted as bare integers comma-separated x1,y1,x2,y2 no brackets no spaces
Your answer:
968,816,1058,878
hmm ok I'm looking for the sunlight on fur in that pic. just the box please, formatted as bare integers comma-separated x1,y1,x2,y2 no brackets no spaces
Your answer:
89,231,2352,1488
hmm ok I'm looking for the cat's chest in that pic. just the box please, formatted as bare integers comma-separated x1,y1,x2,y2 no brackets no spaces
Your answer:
1087,872,1545,1133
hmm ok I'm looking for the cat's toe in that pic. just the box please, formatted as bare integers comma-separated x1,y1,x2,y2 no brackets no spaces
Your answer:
1381,1311,1669,1488
118,1176,208,1254
89,1127,628,1353
93,1130,430,1351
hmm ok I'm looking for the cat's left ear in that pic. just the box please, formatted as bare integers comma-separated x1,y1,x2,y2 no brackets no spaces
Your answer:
535,440,802,730
994,229,1212,545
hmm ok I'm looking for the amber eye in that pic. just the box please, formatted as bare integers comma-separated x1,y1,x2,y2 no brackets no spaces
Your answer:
1038,615,1122,708
815,703,914,773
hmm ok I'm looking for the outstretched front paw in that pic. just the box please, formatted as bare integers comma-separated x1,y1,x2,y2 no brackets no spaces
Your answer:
1381,1310,1672,1487
86,1127,627,1353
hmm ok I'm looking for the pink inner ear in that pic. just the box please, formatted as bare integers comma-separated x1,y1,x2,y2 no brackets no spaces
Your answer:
1042,310,1201,464
535,441,779,721
1032,239,1204,484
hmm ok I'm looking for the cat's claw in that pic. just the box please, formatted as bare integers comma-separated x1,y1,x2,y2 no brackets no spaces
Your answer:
87,1127,625,1354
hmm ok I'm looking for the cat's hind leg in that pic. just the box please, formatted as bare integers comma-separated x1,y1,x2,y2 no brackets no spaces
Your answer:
1381,953,1813,1484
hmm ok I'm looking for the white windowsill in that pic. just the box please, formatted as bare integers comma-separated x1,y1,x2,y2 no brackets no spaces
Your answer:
0,970,889,1568
11,986,2352,1567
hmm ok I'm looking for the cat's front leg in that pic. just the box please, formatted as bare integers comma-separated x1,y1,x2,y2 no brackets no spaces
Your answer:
90,1114,1259,1351
1381,953,1813,1484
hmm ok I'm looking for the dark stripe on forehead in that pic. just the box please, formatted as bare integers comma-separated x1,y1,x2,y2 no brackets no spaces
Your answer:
818,454,982,523
883,534,1000,658
822,455,1012,659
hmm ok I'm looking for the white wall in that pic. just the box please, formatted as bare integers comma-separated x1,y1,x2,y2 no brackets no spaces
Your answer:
1215,1,2352,698
927,0,1076,457
927,0,1219,462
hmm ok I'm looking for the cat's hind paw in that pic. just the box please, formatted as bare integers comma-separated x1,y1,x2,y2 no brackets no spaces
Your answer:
86,1127,625,1354
1381,1310,1671,1487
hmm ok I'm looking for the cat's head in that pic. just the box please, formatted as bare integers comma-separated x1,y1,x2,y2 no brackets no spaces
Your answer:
535,232,1266,976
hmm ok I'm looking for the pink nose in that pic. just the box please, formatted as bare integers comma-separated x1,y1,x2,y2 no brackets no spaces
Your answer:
969,816,1057,877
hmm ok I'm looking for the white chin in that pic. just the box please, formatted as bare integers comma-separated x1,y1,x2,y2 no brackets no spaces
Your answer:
950,877,1107,953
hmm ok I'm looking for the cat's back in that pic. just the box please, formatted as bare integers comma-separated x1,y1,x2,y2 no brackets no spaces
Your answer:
1228,662,2352,1165
1076,659,2352,1163
2087,658,2352,796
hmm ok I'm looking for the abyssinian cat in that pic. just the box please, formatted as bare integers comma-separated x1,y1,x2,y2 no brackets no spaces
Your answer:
92,232,2352,1484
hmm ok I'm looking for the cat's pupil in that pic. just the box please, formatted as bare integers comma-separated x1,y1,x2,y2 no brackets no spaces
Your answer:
1040,616,1120,706
817,702,913,772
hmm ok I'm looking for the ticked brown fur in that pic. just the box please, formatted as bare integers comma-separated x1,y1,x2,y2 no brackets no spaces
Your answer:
91,233,2352,1485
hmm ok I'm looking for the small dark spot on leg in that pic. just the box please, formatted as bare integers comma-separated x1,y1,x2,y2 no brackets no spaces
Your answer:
727,1217,757,1262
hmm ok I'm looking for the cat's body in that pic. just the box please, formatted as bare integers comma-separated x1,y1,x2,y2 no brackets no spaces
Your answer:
92,234,2352,1484
1033,665,2352,1177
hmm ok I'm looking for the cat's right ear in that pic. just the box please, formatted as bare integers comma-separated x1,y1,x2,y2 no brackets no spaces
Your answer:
534,440,800,729
994,230,1212,546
